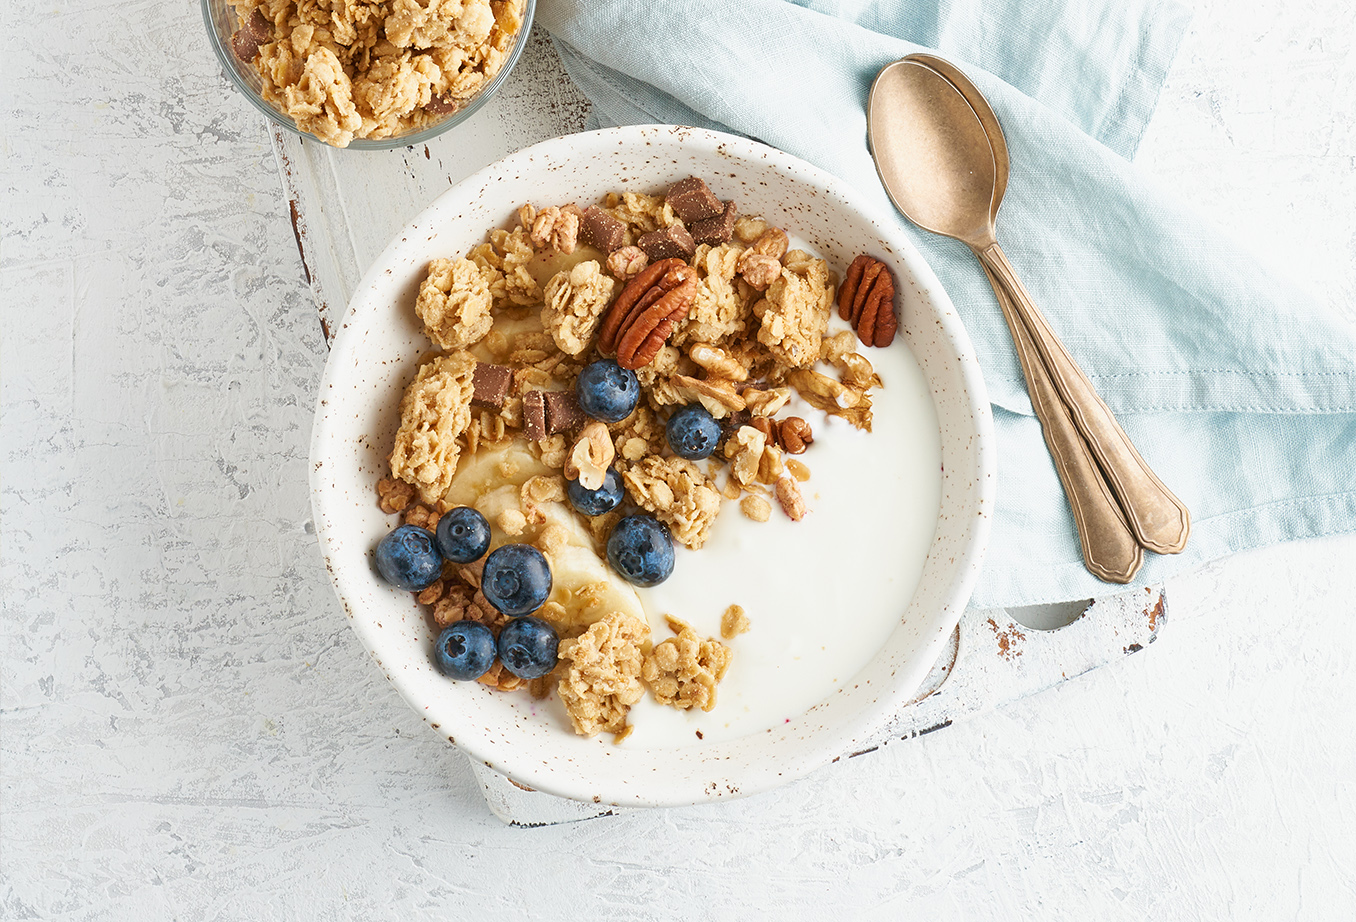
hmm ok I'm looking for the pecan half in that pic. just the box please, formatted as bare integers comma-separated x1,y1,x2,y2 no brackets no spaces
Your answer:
596,258,698,369
838,254,897,347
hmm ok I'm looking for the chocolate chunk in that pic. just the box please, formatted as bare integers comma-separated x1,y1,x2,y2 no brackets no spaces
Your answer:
523,390,547,442
471,362,511,410
426,94,459,116
230,9,272,62
245,8,272,42
666,177,722,224
544,391,586,435
689,200,737,247
637,221,696,262
230,30,260,62
580,206,626,252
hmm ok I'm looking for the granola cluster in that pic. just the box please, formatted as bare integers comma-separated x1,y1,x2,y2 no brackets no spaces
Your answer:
226,0,527,148
377,176,894,738
556,610,649,737
641,617,733,712
388,350,477,504
416,258,495,350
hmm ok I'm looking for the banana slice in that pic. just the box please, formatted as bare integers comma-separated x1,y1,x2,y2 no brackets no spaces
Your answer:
445,442,648,638
443,441,553,507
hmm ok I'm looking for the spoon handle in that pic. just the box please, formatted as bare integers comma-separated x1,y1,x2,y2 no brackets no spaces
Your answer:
977,242,1191,555
982,265,1143,582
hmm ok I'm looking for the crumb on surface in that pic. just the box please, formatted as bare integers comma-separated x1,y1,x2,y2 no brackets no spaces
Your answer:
721,604,751,639
739,494,772,523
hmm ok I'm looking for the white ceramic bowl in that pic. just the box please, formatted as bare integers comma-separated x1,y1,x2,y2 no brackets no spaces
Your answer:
310,125,994,806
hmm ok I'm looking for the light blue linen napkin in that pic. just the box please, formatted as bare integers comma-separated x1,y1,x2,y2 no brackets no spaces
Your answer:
537,0,1356,608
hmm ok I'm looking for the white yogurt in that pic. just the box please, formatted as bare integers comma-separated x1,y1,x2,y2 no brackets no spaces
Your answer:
619,318,942,747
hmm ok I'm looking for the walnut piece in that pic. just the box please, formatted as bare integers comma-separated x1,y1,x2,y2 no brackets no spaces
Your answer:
641,617,732,712
687,343,748,382
740,386,792,418
389,351,477,504
376,476,416,514
415,257,495,350
724,425,782,488
669,374,745,420
606,246,649,280
736,228,790,291
563,421,615,490
786,367,873,431
556,610,650,737
541,260,615,356
821,331,884,391
529,205,580,255
621,456,722,549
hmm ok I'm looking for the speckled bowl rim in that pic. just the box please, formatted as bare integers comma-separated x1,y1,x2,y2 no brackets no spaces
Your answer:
201,0,537,151
310,125,995,807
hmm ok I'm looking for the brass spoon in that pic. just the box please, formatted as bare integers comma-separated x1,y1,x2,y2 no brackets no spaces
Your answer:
901,55,1142,582
866,57,1190,577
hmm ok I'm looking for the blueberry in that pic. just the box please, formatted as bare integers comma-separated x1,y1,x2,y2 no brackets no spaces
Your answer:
566,467,626,516
497,616,559,680
665,404,722,460
433,620,497,681
435,506,491,563
606,514,675,587
576,359,640,423
374,524,443,590
481,543,553,616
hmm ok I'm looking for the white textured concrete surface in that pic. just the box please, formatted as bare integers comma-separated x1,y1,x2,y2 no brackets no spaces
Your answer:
3,2,1354,920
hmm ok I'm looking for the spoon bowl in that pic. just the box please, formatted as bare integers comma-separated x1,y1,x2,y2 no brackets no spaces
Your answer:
868,60,998,246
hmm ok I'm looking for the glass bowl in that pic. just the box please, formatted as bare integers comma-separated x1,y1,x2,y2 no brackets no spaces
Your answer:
202,0,536,150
